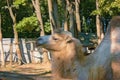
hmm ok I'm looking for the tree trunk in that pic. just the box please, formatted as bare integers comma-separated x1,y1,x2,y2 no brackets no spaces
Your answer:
32,0,45,36
14,26,23,65
53,0,60,28
0,14,5,67
32,0,50,64
96,0,101,44
64,12,69,31
6,0,22,65
96,15,101,44
62,0,69,31
48,0,57,33
69,12,75,36
75,0,81,38
66,0,75,37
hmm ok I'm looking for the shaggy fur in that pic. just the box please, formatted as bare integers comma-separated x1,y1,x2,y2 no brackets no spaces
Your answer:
36,16,120,80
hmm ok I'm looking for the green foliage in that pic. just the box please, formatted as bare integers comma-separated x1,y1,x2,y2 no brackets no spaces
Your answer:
82,16,88,32
16,16,39,32
44,20,51,33
2,0,120,38
92,0,120,16
39,0,49,21
91,10,101,15
81,0,96,33
81,16,96,33
39,0,51,34
81,0,96,17
13,0,27,8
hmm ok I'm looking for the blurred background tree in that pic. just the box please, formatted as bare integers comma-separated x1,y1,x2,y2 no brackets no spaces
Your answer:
0,0,120,38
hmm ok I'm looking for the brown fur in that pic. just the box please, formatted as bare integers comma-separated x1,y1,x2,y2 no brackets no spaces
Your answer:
110,16,120,80
36,16,120,80
36,30,85,80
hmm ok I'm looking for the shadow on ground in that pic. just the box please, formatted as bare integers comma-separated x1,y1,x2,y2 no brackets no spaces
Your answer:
0,63,52,80
0,71,51,80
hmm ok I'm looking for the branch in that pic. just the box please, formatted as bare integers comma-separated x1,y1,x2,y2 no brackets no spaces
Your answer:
31,0,36,8
6,0,16,23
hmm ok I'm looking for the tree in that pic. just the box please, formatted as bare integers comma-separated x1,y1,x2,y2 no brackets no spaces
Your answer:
98,0,120,16
48,0,54,34
75,0,81,38
16,16,39,32
53,0,60,28
81,0,96,33
48,0,60,33
96,0,102,44
62,0,69,31
0,13,5,67
92,0,120,44
32,0,45,36
66,0,76,37
6,0,23,65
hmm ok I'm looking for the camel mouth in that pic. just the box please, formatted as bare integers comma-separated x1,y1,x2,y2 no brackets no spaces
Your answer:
36,35,50,47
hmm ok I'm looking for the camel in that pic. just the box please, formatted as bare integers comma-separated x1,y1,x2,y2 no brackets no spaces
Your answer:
36,16,120,80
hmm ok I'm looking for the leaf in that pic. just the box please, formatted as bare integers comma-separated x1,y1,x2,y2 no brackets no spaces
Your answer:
13,0,27,8
16,16,39,32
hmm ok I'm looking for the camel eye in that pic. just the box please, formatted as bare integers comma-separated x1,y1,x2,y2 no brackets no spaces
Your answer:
52,36,59,41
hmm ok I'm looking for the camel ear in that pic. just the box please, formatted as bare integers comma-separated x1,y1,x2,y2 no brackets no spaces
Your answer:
66,36,73,43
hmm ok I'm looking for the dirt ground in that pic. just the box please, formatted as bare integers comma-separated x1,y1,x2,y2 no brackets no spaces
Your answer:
0,62,52,80
0,62,120,80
